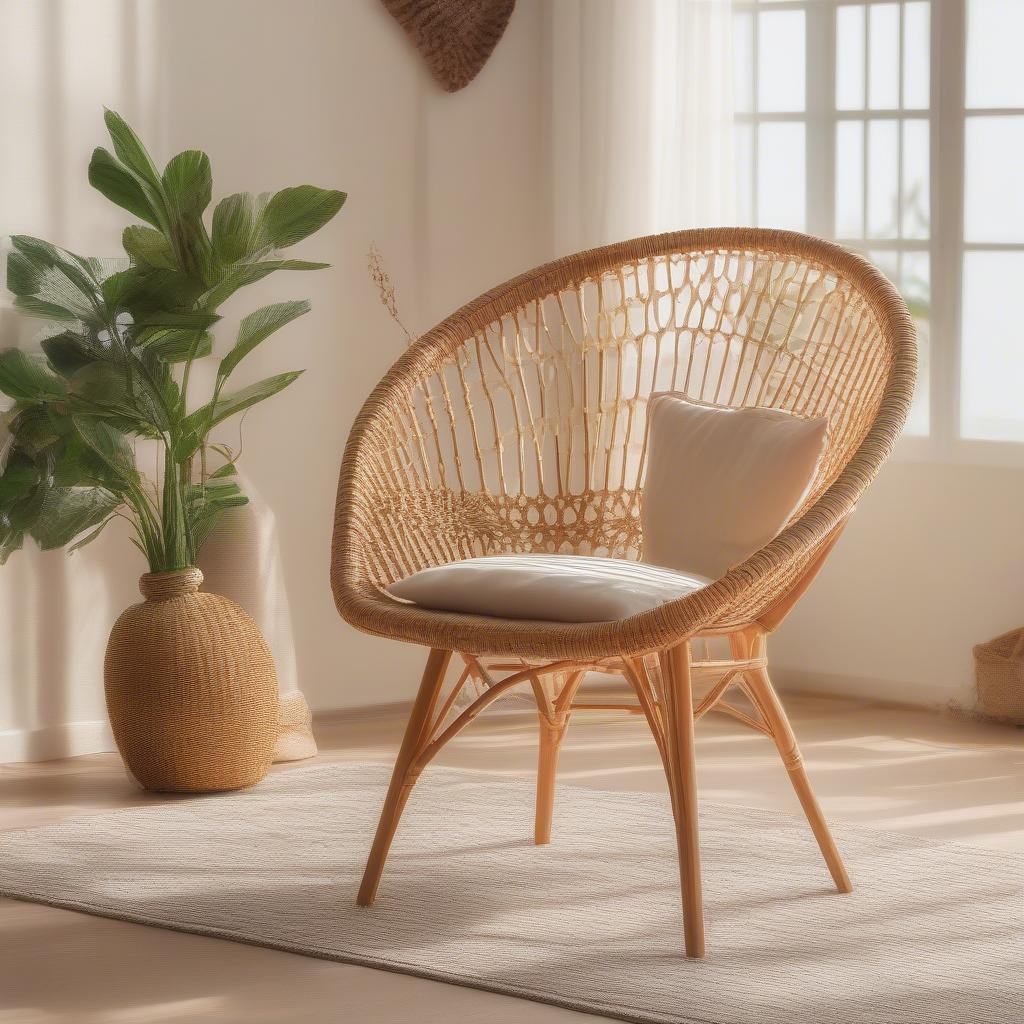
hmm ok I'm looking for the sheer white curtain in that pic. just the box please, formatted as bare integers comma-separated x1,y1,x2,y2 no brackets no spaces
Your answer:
548,0,736,255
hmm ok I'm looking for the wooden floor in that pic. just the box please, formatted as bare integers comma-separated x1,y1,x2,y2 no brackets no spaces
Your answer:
2,692,1022,1023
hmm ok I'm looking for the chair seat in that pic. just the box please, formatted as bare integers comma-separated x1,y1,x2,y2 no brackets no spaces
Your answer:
388,555,713,624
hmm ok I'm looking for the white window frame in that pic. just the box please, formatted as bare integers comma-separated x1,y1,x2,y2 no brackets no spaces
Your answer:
735,0,1024,467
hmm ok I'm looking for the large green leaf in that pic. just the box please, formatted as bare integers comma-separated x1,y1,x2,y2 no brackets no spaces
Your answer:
5,481,45,531
122,226,176,270
30,486,121,550
13,295,84,323
7,239,103,330
103,109,162,189
88,147,160,227
40,332,98,377
211,192,260,263
0,446,36,563
10,236,98,298
5,404,65,458
6,250,42,296
137,310,220,330
199,258,328,310
71,415,138,485
187,479,247,511
99,268,136,311
68,362,138,417
260,186,346,248
189,505,223,551
50,433,123,489
75,352,178,431
0,451,40,506
188,480,249,551
218,300,309,380
0,524,25,565
108,266,206,322
0,350,67,401
175,370,303,459
162,150,212,218
136,327,212,363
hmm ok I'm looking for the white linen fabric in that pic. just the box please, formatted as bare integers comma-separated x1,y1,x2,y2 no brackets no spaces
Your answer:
388,555,711,623
642,395,828,580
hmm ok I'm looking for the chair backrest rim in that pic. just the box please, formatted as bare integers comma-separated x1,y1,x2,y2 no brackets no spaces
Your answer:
392,227,913,378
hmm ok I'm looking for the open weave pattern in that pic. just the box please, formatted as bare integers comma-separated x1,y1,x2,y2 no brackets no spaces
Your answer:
332,229,917,660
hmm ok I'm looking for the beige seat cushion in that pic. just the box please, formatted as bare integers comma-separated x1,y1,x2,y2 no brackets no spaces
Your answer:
388,555,712,623
642,395,828,580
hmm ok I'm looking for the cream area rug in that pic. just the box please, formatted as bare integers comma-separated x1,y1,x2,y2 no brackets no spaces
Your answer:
0,764,1020,1024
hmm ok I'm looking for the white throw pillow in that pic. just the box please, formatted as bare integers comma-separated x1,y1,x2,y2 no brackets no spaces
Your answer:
642,395,827,580
388,555,711,623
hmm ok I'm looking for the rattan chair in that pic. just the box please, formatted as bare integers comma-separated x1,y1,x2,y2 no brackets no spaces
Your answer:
331,228,916,958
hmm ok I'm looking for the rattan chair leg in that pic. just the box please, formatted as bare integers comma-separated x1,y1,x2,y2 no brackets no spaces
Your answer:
736,637,852,894
535,713,570,845
658,643,706,959
357,648,452,906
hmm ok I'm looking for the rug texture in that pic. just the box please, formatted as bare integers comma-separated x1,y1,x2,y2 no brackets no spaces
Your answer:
0,763,1020,1024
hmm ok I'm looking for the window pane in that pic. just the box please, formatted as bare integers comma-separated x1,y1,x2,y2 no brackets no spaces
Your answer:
733,11,754,114
868,120,899,238
901,119,929,239
900,252,930,435
867,249,899,282
757,123,805,231
836,5,866,110
868,4,900,109
735,123,754,225
964,116,1024,243
902,2,930,110
961,252,1024,441
967,0,1024,109
835,120,864,238
757,10,805,112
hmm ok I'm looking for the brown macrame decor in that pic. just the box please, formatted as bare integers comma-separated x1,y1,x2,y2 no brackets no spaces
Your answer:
381,0,516,92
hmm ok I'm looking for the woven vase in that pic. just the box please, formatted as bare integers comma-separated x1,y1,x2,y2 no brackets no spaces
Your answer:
104,567,280,793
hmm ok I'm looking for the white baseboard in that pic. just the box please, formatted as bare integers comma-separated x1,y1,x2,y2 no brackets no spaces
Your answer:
0,720,115,764
770,667,970,710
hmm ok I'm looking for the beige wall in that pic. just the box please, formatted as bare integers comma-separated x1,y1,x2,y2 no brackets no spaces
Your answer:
771,457,1024,709
0,0,548,759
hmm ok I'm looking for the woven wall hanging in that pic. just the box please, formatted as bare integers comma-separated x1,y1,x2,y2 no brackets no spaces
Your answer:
381,0,516,92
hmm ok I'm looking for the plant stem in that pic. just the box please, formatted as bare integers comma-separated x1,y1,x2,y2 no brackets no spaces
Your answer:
160,438,191,570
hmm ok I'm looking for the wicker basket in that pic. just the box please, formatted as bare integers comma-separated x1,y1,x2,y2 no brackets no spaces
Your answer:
104,567,280,792
973,627,1024,724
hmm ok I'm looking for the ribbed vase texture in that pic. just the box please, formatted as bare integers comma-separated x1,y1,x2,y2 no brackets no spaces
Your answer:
104,567,280,793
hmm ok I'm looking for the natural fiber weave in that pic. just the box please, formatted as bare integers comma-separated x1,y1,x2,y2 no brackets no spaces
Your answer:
104,568,280,793
0,763,1019,1024
381,0,516,92
331,228,917,661
974,627,1024,724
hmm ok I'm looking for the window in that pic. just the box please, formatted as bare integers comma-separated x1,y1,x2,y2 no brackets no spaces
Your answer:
960,0,1024,443
733,0,1024,457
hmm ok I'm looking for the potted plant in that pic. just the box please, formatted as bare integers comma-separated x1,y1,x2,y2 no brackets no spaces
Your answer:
0,110,345,792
